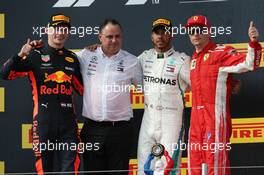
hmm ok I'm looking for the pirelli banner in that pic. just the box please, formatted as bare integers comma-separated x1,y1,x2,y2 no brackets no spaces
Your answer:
20,117,264,175
1,0,264,174
21,118,264,147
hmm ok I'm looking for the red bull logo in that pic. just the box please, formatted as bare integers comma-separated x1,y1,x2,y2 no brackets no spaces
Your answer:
40,84,72,95
32,120,41,156
44,71,72,83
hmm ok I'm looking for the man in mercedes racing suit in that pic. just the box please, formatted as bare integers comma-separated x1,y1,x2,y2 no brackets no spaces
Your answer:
137,18,191,175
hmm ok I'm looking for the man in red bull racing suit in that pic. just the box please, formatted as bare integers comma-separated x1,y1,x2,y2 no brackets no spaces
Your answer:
0,14,83,174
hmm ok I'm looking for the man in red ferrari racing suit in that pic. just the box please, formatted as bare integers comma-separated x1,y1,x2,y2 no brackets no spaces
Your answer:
186,15,262,175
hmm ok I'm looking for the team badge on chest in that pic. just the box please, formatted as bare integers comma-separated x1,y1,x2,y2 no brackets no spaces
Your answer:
117,60,124,72
41,55,50,62
203,53,209,61
190,59,196,70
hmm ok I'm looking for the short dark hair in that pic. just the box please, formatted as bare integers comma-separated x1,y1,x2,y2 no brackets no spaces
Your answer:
99,18,122,33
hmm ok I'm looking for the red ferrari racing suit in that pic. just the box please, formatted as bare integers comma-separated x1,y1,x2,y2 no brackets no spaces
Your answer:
188,41,261,175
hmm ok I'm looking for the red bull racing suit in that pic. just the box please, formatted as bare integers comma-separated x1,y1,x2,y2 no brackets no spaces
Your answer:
0,45,83,174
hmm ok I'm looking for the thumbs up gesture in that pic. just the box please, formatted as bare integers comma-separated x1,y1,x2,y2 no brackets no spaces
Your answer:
248,21,259,42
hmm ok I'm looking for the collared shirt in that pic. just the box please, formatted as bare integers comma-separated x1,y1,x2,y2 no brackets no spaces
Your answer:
76,47,143,121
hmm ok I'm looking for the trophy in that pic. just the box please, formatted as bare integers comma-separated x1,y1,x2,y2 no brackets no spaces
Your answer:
151,143,165,157
144,143,174,175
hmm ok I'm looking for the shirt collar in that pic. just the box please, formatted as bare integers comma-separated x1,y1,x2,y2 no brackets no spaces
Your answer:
154,47,175,59
193,41,216,58
98,46,122,60
46,44,65,55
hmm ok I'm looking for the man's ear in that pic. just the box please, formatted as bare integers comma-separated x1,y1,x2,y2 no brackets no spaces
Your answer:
151,32,154,42
98,33,102,42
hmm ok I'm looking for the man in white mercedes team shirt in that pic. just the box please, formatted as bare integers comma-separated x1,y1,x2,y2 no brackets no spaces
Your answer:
137,18,190,175
76,19,143,175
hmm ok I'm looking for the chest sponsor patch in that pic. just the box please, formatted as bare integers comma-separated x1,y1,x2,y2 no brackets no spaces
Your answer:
203,53,209,61
65,66,74,71
40,66,54,70
44,71,72,83
190,59,196,70
144,75,176,86
143,71,151,74
41,55,50,62
117,60,124,72
157,53,164,59
90,56,98,64
117,67,124,72
87,70,95,76
145,65,152,69
60,102,73,108
65,57,74,63
167,57,176,66
88,64,97,68
41,63,52,67
166,66,175,73
41,63,53,69
145,60,154,63
87,68,96,71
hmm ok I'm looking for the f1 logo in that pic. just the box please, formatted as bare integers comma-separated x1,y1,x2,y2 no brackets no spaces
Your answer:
53,0,149,7
0,14,4,38
125,0,148,5
53,0,95,7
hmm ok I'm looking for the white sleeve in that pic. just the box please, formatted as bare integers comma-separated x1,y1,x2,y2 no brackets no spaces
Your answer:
75,49,84,62
74,49,86,71
180,55,191,87
137,52,145,68
132,59,143,86
219,42,261,73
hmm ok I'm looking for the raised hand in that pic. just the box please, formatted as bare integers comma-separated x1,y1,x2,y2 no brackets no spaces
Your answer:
18,39,44,59
248,21,259,42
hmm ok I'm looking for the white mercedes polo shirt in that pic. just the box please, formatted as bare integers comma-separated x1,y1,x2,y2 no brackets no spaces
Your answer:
76,47,143,121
